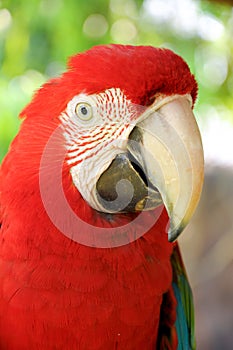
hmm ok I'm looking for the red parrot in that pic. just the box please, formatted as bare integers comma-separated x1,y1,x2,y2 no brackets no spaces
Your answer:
0,45,204,349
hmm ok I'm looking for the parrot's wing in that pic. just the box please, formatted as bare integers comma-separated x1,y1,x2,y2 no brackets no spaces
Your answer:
156,242,195,350
171,242,196,350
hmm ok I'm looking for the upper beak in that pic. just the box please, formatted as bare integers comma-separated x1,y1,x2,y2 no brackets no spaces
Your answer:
96,95,204,241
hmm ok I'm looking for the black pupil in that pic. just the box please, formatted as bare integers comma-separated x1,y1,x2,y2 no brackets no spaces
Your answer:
81,106,88,115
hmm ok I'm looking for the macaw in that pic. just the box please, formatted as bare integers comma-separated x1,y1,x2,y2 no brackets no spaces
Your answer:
0,45,204,349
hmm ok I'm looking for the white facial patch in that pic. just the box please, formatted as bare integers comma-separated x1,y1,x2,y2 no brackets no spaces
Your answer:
60,88,137,211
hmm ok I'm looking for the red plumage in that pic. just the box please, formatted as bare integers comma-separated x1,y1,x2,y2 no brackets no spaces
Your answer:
0,45,197,349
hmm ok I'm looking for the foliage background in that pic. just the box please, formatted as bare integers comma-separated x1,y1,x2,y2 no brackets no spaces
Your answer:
0,0,233,348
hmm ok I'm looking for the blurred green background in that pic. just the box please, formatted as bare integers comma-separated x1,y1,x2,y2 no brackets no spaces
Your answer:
0,0,233,349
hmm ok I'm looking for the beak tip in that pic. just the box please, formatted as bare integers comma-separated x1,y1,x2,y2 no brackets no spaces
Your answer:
168,221,186,242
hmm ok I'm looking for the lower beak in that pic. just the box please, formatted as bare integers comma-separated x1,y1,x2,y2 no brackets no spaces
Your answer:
96,95,204,241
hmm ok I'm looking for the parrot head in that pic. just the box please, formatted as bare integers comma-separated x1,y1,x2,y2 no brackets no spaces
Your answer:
19,44,204,244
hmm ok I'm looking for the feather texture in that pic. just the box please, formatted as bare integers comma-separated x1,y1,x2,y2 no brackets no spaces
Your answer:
156,243,195,350
171,243,196,349
0,44,198,349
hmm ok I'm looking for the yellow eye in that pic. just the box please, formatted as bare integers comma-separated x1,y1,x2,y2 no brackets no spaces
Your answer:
75,102,93,121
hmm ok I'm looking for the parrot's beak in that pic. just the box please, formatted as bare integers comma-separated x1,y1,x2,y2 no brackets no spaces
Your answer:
96,95,204,241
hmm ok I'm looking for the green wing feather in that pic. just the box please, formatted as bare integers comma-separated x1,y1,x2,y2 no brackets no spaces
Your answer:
171,243,196,350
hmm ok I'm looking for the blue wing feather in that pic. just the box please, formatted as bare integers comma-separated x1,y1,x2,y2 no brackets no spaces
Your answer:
171,243,196,350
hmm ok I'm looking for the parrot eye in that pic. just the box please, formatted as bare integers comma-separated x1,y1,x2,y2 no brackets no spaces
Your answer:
75,102,93,121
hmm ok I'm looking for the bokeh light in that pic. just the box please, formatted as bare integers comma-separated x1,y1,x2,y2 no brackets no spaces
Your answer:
0,8,12,32
83,14,108,38
111,18,137,42
198,13,225,41
195,48,228,89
